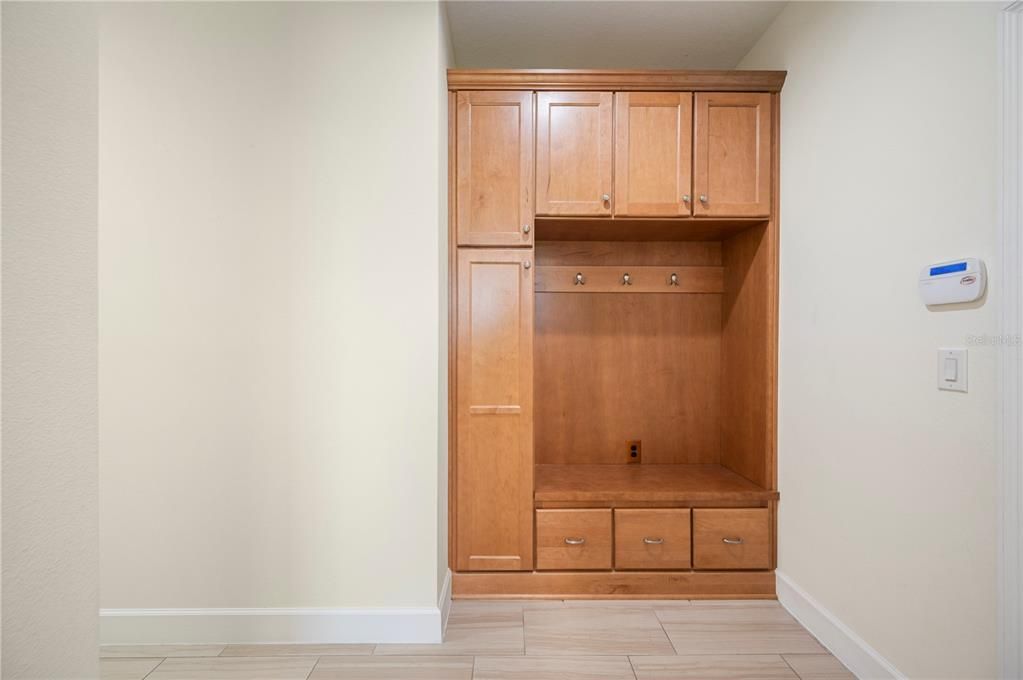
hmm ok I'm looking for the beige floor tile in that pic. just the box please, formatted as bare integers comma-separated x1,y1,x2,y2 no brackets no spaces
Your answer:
663,627,825,655
310,655,473,679
450,599,565,614
145,656,317,679
562,599,691,609
630,655,798,679
686,599,782,607
524,607,674,656
659,605,825,655
101,645,225,658
655,603,797,625
220,643,375,656
100,658,164,680
782,654,856,679
375,610,524,656
473,655,636,679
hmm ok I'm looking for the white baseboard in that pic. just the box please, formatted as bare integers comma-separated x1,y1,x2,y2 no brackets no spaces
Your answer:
439,567,453,636
776,571,905,680
101,605,444,645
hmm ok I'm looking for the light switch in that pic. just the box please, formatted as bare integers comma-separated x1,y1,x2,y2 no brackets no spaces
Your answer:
943,357,958,381
938,348,967,392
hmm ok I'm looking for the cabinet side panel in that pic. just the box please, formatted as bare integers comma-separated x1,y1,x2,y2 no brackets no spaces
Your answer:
720,223,773,488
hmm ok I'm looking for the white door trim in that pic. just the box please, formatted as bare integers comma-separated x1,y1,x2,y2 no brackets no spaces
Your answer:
999,3,1023,678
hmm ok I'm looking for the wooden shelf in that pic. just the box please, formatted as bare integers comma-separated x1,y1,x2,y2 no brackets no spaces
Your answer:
534,217,768,242
534,464,778,504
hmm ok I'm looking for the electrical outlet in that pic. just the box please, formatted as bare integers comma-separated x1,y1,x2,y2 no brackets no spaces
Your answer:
627,440,642,464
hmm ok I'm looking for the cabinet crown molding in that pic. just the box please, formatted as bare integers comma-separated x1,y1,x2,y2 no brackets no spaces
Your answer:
447,69,787,92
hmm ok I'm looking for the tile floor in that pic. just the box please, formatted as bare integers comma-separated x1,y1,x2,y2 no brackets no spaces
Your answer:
100,599,855,680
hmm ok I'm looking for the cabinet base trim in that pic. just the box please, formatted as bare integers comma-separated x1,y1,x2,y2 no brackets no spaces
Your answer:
452,570,776,599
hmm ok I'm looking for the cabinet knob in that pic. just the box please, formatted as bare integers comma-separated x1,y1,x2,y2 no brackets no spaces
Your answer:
574,272,585,285
699,194,708,204
682,194,691,203
564,537,586,545
522,224,531,234
669,273,679,286
523,260,532,270
601,193,610,202
622,273,632,286
722,537,744,545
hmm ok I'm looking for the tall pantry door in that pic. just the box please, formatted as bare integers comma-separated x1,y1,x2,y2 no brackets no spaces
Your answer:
455,249,534,571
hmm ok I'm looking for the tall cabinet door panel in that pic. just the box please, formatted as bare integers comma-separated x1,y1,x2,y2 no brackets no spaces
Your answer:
456,91,534,246
614,92,693,216
455,249,534,571
536,92,613,216
693,93,772,217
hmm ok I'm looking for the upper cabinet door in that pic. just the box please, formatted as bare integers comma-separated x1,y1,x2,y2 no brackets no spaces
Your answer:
614,92,693,217
693,93,772,217
536,92,613,216
455,249,534,571
456,91,534,246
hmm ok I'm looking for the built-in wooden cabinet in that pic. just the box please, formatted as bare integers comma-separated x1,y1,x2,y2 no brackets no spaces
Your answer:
693,92,772,217
536,92,613,216
449,70,783,600
536,509,613,571
614,92,693,216
456,91,534,246
692,508,772,569
454,248,534,571
614,509,692,570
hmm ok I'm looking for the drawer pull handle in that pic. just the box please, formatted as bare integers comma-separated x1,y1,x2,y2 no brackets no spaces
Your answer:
564,537,586,545
722,537,744,545
643,537,664,545
574,272,586,286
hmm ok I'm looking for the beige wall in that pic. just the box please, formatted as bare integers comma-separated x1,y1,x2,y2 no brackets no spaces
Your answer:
2,3,100,677
740,3,1000,677
100,2,450,610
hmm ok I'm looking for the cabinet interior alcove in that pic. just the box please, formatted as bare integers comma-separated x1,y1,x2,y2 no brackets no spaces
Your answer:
449,70,784,599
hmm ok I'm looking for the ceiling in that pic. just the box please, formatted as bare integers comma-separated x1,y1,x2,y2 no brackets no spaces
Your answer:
444,1,787,70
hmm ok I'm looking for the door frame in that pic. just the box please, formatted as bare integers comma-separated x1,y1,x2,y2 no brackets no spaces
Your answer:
999,3,1023,677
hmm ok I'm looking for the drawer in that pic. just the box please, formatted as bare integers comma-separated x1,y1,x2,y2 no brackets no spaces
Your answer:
536,509,612,570
693,508,771,570
614,509,691,570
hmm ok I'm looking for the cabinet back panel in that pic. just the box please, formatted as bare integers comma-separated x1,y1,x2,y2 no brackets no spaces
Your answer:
535,292,721,465
536,241,721,267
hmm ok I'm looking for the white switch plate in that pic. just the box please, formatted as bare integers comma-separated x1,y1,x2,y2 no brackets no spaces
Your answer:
938,348,967,392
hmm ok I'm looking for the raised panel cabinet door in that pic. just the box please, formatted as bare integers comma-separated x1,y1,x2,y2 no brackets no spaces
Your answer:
693,92,772,217
456,91,534,246
536,92,613,216
614,92,693,216
455,249,534,571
